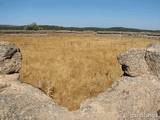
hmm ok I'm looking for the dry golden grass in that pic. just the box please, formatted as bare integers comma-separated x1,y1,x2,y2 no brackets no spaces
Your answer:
0,36,158,111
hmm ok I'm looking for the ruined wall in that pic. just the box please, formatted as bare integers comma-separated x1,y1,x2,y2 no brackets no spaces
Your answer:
0,30,160,40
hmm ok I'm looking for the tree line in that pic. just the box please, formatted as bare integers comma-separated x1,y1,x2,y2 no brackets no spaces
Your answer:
0,23,159,33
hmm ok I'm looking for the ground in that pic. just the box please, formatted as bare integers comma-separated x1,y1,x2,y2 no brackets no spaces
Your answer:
0,36,158,110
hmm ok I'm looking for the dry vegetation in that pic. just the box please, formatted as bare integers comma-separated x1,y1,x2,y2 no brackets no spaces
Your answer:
0,36,158,111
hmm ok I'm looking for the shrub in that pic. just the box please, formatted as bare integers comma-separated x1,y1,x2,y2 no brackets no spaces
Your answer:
24,23,39,30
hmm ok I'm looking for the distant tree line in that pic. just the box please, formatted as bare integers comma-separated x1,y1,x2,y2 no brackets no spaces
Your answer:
0,23,159,33
0,25,24,30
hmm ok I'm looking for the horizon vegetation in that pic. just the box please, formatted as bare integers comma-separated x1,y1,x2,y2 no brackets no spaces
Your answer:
0,23,160,32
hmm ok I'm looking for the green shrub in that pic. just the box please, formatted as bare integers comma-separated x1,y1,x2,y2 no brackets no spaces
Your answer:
24,23,39,30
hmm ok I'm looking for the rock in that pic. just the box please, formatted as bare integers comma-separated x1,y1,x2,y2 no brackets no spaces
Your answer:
0,41,22,74
0,74,69,120
146,42,160,78
0,41,160,120
0,41,69,120
76,75,160,120
117,48,150,77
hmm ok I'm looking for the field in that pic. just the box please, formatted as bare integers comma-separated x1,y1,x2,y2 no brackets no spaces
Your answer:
0,36,158,111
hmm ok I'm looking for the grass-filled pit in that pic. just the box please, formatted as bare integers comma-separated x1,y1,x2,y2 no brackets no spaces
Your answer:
1,36,158,111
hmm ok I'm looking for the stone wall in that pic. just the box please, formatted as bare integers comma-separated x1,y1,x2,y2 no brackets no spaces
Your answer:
0,30,160,40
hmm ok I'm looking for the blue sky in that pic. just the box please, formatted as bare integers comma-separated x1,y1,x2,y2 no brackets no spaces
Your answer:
0,0,160,30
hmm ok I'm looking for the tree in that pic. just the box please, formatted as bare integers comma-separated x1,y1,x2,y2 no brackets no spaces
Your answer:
24,23,39,30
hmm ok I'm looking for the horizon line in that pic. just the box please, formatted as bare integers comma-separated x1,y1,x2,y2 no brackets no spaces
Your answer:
0,24,160,31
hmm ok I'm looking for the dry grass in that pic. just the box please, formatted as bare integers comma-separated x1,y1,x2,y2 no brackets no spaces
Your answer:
0,36,158,111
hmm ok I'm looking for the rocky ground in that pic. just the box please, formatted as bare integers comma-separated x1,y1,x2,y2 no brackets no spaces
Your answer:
0,41,160,120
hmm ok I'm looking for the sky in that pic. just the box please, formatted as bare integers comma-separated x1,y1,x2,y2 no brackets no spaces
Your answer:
0,0,160,30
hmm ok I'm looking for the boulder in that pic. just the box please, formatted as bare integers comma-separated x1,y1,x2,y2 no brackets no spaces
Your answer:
146,42,160,78
0,74,69,120
75,75,160,120
117,48,150,77
0,41,22,74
